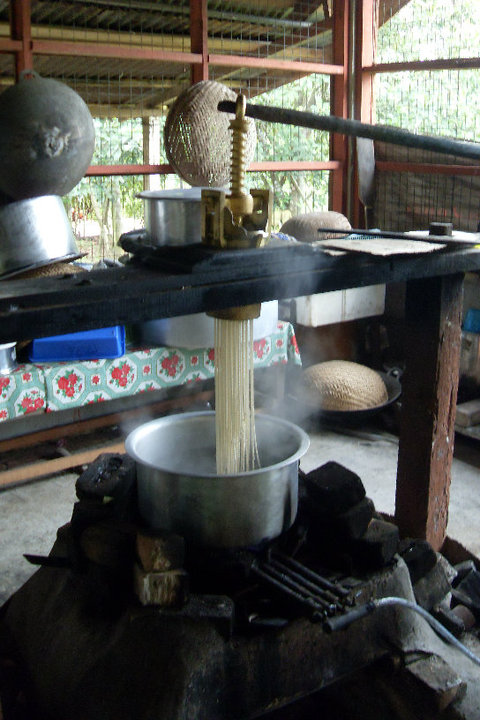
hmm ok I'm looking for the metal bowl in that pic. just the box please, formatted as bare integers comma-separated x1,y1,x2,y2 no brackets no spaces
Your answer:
125,411,310,548
0,195,79,278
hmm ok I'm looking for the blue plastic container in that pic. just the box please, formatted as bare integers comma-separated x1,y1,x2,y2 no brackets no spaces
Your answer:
463,308,480,334
29,326,125,362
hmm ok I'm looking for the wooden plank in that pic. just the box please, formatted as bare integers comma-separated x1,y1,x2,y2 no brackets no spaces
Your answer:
2,248,480,344
0,440,125,490
395,274,464,550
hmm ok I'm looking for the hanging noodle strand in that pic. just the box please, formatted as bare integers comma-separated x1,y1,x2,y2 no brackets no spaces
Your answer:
214,317,259,474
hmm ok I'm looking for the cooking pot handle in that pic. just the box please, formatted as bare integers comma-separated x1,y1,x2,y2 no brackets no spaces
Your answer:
385,366,403,381
18,69,40,81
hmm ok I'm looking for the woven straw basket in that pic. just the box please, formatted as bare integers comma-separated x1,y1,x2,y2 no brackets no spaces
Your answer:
164,80,256,188
301,360,388,412
280,211,351,243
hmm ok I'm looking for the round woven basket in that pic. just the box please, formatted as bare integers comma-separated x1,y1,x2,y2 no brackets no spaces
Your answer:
280,211,351,243
164,81,256,188
301,360,388,412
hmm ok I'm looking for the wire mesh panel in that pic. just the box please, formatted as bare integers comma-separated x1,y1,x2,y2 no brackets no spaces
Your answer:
209,0,335,228
207,0,332,65
376,0,480,63
371,0,480,231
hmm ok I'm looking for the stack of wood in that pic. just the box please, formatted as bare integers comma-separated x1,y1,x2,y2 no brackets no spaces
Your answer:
134,530,188,607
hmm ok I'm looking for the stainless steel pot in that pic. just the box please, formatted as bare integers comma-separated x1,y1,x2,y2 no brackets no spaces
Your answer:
137,188,205,245
125,411,310,548
0,342,17,375
0,195,79,278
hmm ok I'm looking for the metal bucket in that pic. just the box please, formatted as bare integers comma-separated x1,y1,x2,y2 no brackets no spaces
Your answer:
0,195,79,278
125,411,310,548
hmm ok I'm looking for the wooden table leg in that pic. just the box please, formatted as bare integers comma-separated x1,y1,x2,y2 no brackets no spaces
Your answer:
395,273,463,550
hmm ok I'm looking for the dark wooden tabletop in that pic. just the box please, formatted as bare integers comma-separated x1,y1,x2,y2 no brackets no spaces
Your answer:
1,242,480,342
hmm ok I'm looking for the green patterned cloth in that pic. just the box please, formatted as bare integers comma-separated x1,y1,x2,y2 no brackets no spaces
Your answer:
0,321,300,422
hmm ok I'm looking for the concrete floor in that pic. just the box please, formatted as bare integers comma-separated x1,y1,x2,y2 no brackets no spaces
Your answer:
1,425,480,606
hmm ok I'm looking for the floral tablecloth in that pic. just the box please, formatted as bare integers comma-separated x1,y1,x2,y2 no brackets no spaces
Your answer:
0,321,301,423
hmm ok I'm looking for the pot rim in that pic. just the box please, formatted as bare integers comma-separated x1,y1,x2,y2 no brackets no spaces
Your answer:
136,187,227,201
136,188,203,201
125,410,310,479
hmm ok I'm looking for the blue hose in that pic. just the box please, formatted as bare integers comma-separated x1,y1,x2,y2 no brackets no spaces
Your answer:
324,595,480,668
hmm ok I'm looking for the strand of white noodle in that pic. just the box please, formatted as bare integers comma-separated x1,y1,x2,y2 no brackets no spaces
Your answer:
214,317,259,474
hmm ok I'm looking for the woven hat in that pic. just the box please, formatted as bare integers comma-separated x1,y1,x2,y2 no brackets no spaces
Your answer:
301,360,388,411
164,81,257,188
280,211,351,243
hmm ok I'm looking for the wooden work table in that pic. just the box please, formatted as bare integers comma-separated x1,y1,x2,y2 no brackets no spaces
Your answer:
2,241,480,551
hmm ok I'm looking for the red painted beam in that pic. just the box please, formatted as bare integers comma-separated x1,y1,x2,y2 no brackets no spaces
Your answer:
328,0,349,214
85,161,339,177
86,164,174,176
248,160,341,171
10,0,33,77
31,39,202,65
190,0,208,83
209,53,344,76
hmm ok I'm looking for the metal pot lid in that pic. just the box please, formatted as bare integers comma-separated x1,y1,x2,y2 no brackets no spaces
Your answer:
136,188,203,201
136,187,226,201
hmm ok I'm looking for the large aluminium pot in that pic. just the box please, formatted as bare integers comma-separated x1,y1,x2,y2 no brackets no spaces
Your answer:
0,195,79,278
125,411,310,548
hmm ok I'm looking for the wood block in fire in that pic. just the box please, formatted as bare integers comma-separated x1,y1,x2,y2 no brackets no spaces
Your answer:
133,563,189,607
80,521,135,569
136,530,185,572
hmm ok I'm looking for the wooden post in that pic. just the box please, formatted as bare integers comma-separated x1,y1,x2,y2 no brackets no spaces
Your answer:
395,274,464,550
352,0,375,227
329,0,349,215
10,0,33,79
190,0,208,83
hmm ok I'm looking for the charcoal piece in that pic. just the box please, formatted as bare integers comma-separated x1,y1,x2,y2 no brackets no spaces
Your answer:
308,496,375,541
405,654,467,712
451,604,476,630
398,539,438,584
453,559,477,586
452,569,480,616
413,561,451,611
76,453,136,501
80,521,136,570
352,518,399,569
304,461,366,515
431,605,465,638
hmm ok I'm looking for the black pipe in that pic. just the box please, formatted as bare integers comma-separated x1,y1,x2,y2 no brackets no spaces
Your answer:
218,100,480,162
